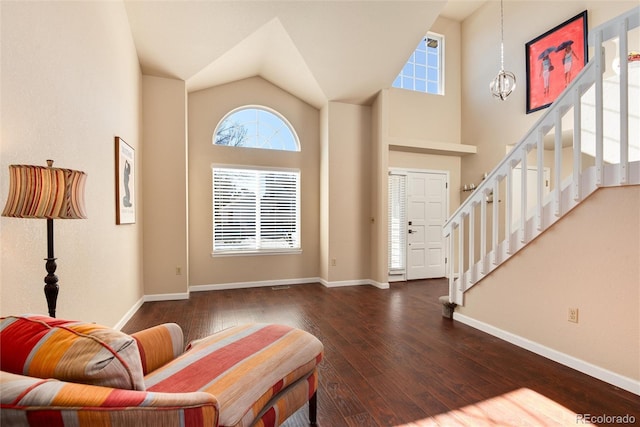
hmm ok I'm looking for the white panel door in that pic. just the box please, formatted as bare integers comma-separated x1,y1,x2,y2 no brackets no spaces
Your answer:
407,172,447,280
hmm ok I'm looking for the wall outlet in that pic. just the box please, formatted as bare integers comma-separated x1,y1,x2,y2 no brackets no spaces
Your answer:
568,308,579,323
176,266,182,275
331,258,336,266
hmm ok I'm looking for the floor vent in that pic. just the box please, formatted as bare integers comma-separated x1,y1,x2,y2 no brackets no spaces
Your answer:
271,285,291,291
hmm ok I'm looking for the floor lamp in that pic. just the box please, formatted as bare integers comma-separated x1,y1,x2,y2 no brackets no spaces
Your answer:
2,160,87,318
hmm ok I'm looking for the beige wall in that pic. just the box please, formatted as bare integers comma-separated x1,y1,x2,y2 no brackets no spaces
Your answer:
457,2,640,383
461,1,640,189
388,16,461,144
319,106,330,281
1,3,633,373
0,1,143,326
326,102,372,283
458,186,640,381
187,77,320,287
370,15,465,283
142,76,189,297
370,94,388,284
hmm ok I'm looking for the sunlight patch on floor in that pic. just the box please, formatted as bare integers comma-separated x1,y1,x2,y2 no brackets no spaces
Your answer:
395,388,592,426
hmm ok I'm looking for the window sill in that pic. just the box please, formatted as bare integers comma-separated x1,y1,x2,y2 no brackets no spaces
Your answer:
211,248,302,257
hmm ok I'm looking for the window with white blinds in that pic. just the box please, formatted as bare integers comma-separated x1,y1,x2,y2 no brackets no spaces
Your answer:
388,173,407,272
213,167,300,254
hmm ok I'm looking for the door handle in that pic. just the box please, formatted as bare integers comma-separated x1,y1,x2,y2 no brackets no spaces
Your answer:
408,229,414,234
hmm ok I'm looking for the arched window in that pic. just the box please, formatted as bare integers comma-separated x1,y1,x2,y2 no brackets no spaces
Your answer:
213,106,300,151
211,106,301,255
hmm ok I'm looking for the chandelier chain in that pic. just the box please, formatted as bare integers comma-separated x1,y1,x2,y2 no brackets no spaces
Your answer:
500,0,505,70
490,0,516,100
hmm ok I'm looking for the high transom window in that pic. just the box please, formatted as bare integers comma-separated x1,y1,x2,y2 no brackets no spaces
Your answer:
392,32,444,95
213,106,300,151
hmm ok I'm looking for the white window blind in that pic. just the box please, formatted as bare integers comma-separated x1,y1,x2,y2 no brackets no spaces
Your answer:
213,167,300,254
388,173,407,272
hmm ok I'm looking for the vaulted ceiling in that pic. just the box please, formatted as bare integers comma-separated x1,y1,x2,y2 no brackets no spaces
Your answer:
124,1,486,108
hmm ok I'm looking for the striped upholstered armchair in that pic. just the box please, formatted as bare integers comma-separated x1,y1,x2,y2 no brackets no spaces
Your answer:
0,315,323,426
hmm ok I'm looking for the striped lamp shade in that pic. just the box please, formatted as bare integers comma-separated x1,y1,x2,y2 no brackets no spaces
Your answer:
2,162,87,219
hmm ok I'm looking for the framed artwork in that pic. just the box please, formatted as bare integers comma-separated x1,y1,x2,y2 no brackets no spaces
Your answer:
525,10,587,114
115,136,135,224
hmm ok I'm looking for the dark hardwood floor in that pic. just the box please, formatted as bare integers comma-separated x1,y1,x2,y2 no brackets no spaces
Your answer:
122,280,640,426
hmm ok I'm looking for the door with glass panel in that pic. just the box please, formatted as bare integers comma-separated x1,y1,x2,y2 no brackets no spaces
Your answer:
389,170,448,281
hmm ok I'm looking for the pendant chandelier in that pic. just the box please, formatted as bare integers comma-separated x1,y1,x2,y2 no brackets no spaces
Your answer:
490,0,516,100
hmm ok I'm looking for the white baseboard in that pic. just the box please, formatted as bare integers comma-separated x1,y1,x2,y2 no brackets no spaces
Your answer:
190,277,320,292
453,313,640,396
319,278,389,289
144,292,190,302
113,297,144,331
369,280,390,289
119,278,389,330
114,292,189,330
191,277,390,292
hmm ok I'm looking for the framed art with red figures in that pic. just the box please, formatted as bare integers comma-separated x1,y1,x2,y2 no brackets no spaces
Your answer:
525,11,587,114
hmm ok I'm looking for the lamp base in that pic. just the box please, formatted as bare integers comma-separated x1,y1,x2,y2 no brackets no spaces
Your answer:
44,257,58,318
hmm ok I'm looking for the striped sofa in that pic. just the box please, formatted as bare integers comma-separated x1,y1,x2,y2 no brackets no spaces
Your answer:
0,315,323,427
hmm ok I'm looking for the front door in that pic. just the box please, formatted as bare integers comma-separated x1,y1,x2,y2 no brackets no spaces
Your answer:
407,171,447,280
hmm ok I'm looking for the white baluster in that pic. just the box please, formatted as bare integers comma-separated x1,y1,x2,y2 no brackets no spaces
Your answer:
480,193,487,275
505,165,513,255
469,204,475,284
554,110,562,217
492,178,499,265
520,151,528,243
573,86,582,202
458,215,465,292
595,31,604,186
448,224,456,303
619,19,629,185
537,130,544,230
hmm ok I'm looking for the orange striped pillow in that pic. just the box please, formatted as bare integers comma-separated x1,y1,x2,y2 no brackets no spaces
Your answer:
0,315,145,391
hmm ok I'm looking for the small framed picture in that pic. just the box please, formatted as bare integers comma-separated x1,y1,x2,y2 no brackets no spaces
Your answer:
115,136,135,224
525,11,588,114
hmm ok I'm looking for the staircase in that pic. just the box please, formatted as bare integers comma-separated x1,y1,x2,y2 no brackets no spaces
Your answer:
443,7,640,306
